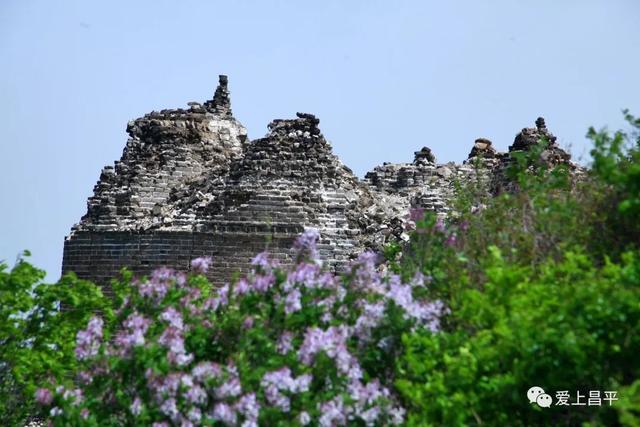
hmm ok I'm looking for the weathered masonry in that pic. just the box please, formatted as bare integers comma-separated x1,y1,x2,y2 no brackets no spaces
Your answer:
62,76,576,287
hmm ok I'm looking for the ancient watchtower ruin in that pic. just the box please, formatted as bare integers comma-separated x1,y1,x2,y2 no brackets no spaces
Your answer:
62,76,575,288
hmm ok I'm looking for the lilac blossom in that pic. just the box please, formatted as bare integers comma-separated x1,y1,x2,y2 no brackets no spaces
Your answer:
35,388,53,405
50,407,63,417
286,263,321,289
180,374,194,388
187,407,202,423
62,388,84,406
235,393,260,425
351,252,384,293
348,379,388,409
203,296,221,312
388,280,413,311
389,406,406,425
264,384,290,412
185,385,207,405
49,228,446,426
293,227,320,261
260,367,312,412
212,402,237,425
360,406,381,425
242,316,255,329
130,396,143,416
114,312,151,355
160,398,180,420
160,307,184,330
252,273,275,293
387,280,444,330
262,368,294,391
146,371,182,400
321,311,333,323
284,289,302,314
250,251,271,268
215,377,242,399
233,278,250,296
445,232,457,247
152,267,175,282
276,332,294,354
318,396,347,427
158,326,193,366
191,256,212,274
354,302,385,342
410,271,427,288
191,361,222,382
299,411,311,425
202,283,230,311
298,326,350,365
138,279,168,301
75,316,103,360
138,268,176,302
175,271,187,287
218,284,230,304
180,287,202,316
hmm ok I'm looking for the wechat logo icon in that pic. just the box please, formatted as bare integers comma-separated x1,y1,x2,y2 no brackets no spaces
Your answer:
528,386,552,408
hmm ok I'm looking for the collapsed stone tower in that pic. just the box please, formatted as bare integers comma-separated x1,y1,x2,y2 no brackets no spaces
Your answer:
62,76,576,288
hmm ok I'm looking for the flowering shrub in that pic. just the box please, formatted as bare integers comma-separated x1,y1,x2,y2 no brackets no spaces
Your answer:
35,229,445,426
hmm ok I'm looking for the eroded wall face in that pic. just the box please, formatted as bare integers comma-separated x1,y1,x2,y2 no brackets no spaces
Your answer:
62,231,298,290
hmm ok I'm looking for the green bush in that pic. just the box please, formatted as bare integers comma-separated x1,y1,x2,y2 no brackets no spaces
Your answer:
587,110,640,258
396,249,640,426
0,252,112,425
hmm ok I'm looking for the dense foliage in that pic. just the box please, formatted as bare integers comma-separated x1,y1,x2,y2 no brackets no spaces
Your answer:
2,112,639,426
0,252,112,426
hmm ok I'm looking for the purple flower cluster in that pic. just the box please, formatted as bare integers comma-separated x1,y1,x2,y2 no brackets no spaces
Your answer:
75,316,103,360
137,267,175,303
191,256,212,274
35,388,53,405
347,254,446,334
292,227,320,262
250,251,271,269
299,326,363,381
276,331,294,354
158,310,193,367
260,367,312,412
114,312,151,355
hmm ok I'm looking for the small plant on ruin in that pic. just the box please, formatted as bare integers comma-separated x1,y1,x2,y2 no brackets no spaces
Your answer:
34,230,445,426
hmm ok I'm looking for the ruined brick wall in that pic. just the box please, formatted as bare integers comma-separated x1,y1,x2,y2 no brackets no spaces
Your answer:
62,75,577,286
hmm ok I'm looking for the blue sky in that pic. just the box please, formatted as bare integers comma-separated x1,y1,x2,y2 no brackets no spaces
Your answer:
2,0,639,281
